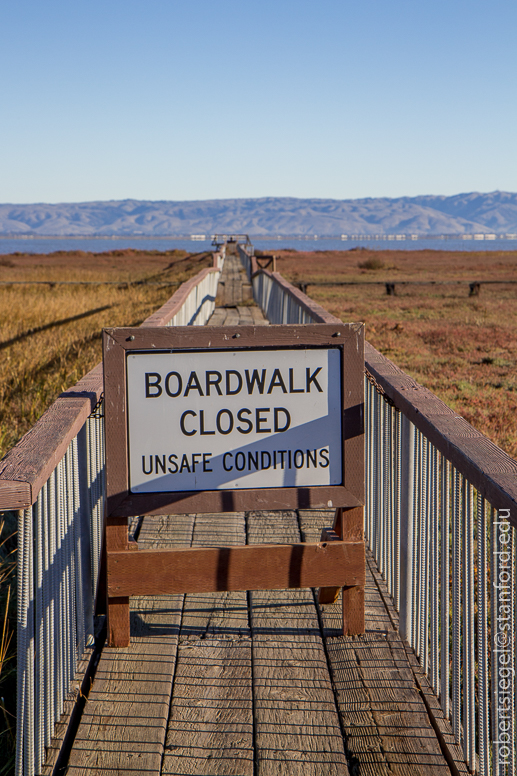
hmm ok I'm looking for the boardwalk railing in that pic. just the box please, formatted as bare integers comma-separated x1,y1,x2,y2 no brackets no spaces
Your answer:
1,261,222,776
239,242,517,776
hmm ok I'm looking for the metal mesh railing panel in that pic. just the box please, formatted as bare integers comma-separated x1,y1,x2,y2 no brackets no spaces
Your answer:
365,379,516,775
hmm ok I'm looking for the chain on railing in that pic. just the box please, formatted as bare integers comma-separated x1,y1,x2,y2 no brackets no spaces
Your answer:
13,261,223,776
365,376,515,775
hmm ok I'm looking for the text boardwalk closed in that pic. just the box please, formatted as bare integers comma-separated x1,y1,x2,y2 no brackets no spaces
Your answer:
127,348,342,492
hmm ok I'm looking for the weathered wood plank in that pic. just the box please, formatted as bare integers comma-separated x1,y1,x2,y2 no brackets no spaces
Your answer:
216,252,252,307
162,641,254,776
248,510,349,775
0,388,100,509
39,649,96,775
222,306,241,325
351,637,448,774
110,472,359,520
107,322,359,352
207,308,228,326
307,524,393,776
250,307,270,325
0,479,31,509
162,512,254,775
66,514,194,776
236,305,255,324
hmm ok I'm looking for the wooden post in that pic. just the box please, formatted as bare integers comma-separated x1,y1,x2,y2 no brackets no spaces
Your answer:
106,515,131,647
318,507,365,635
338,507,365,635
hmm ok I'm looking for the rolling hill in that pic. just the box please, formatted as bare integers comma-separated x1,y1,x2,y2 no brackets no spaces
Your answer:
1,191,516,237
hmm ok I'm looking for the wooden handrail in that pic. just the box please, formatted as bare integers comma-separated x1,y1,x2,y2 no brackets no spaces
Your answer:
0,264,221,509
0,364,104,509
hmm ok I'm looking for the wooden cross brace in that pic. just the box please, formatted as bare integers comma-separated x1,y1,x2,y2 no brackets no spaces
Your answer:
104,506,365,647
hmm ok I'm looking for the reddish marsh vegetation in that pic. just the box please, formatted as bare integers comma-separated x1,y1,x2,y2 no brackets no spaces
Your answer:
274,248,517,459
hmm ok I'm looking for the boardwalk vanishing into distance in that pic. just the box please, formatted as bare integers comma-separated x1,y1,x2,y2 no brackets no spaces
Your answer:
6,241,517,776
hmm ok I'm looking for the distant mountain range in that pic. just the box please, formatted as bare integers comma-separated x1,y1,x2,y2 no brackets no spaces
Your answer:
1,192,517,237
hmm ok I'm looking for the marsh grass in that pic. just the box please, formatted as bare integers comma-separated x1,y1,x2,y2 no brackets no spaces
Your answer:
0,248,211,457
357,256,385,270
277,248,517,459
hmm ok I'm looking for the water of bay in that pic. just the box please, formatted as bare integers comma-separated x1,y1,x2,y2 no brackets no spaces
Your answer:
0,235,516,254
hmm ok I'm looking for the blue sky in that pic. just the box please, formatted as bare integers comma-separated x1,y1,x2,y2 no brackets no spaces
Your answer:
1,0,516,203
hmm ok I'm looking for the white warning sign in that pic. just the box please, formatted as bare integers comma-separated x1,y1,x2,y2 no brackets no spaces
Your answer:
126,348,342,492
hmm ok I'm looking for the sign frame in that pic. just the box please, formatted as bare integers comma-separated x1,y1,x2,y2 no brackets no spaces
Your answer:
103,322,364,518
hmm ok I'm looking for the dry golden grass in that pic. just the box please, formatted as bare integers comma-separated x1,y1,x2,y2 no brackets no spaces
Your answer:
0,248,212,458
275,248,517,460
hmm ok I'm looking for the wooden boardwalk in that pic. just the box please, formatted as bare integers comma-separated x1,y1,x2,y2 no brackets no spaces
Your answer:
57,253,468,775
